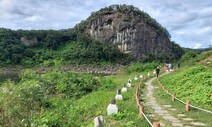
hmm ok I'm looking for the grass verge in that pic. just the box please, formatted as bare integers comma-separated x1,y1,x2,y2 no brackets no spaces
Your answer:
153,79,212,127
73,70,152,126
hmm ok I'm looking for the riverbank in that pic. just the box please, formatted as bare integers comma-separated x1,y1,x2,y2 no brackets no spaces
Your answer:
0,64,122,83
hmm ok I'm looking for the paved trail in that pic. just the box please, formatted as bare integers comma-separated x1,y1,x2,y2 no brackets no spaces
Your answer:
143,76,206,127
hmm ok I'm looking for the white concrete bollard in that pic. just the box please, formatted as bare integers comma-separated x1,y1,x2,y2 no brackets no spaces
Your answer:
94,115,104,127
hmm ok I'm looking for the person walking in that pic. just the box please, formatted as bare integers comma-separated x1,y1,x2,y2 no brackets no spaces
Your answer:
156,67,160,78
178,62,180,69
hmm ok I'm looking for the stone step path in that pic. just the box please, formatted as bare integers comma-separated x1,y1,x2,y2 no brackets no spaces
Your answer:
143,77,206,127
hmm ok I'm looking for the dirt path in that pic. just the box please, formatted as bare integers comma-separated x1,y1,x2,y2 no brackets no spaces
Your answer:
143,76,207,127
145,77,184,126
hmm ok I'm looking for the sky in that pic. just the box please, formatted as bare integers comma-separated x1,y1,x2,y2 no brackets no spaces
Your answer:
0,0,212,49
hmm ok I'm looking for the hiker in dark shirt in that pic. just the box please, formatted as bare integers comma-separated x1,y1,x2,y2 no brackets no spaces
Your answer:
178,62,180,69
156,67,160,78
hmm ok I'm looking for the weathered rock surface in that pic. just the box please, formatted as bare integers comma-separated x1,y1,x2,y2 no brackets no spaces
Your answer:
85,11,175,60
21,37,38,46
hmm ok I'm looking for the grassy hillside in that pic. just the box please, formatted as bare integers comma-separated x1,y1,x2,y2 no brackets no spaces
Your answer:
179,49,212,67
0,49,211,126
160,66,212,110
160,50,212,110
0,62,157,126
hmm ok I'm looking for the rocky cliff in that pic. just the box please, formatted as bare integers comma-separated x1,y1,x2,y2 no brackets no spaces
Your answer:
82,5,180,61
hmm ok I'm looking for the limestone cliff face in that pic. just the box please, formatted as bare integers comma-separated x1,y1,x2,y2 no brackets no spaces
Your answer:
85,11,174,59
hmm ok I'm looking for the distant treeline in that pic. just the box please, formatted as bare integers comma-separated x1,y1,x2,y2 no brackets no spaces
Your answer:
0,28,73,65
0,28,129,66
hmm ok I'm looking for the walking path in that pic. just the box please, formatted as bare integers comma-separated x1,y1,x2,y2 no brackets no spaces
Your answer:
142,76,206,127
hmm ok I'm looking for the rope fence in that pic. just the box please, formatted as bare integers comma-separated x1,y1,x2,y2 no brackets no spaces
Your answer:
141,110,153,126
134,71,212,127
189,104,212,114
157,79,212,114
174,97,186,105
135,80,160,127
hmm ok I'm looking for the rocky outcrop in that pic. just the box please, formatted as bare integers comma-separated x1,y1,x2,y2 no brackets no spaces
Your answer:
85,11,175,60
21,37,38,46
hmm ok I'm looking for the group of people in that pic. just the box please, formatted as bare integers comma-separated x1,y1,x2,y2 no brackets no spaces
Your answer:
156,62,181,78
164,63,174,72
164,62,181,72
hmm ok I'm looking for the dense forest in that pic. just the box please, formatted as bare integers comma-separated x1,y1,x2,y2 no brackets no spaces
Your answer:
0,28,129,66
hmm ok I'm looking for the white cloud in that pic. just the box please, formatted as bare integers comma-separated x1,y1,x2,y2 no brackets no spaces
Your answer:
24,15,44,22
199,6,212,18
176,31,186,35
194,26,212,35
0,0,14,13
193,44,203,49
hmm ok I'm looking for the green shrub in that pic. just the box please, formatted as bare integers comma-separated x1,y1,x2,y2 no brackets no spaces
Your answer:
0,69,99,126
99,78,116,90
125,62,159,74
180,50,212,66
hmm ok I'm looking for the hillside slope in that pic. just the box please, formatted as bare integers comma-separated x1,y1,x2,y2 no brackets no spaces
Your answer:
160,50,212,109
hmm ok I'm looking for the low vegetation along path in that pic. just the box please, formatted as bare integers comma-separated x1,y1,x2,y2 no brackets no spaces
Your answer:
144,76,206,127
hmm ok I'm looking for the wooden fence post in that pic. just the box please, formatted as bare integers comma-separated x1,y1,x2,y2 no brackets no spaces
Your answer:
162,86,164,90
135,92,139,108
172,94,175,102
136,97,139,108
135,85,138,95
153,122,160,127
186,100,190,112
139,106,144,117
